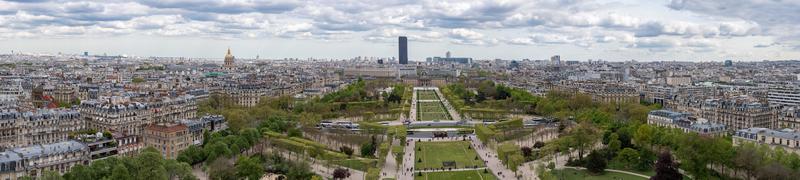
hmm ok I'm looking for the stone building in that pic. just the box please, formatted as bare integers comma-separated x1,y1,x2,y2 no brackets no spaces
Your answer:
701,96,778,131
734,127,800,155
143,122,190,159
0,110,19,150
0,140,89,178
79,97,152,136
18,109,82,147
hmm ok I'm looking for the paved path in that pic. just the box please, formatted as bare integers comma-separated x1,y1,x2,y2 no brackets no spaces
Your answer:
266,148,365,180
517,148,582,180
380,139,400,179
414,167,488,173
470,136,516,180
433,87,461,121
398,140,417,180
191,165,208,180
563,166,651,179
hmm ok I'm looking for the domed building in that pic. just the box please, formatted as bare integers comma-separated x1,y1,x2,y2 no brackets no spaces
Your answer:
224,48,235,70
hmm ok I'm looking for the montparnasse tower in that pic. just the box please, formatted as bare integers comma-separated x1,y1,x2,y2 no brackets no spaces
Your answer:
224,48,235,70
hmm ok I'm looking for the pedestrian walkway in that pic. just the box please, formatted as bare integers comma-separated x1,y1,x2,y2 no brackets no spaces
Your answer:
414,167,488,173
470,136,516,180
266,147,365,180
398,140,417,180
563,166,651,179
380,139,400,179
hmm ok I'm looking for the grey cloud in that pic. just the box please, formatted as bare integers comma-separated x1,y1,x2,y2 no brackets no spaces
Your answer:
667,0,800,49
138,0,299,14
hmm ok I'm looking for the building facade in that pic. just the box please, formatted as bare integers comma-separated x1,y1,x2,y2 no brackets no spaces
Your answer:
399,36,408,64
143,122,190,159
0,140,90,179
79,97,152,136
18,109,83,147
648,109,727,136
701,97,778,130
768,85,800,108
734,128,800,155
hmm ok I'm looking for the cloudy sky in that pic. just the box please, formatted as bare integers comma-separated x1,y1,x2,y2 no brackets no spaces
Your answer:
0,0,799,61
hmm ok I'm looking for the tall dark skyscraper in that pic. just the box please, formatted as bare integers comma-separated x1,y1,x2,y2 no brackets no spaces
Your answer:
398,36,408,64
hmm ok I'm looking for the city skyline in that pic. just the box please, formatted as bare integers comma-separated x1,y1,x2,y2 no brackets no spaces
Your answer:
1,0,799,61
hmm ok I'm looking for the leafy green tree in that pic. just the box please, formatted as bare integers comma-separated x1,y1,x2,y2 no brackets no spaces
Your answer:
570,121,600,161
164,160,195,180
135,148,168,180
109,164,132,180
360,142,375,157
340,146,354,158
236,156,264,180
634,125,653,148
41,170,64,180
608,133,621,154
205,141,233,163
676,134,714,178
585,150,607,174
209,158,236,180
615,148,639,169
635,148,656,171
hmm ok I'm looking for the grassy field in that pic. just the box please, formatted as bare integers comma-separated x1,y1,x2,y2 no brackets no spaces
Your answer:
414,170,497,180
417,90,440,100
550,168,648,180
414,141,484,169
417,101,452,121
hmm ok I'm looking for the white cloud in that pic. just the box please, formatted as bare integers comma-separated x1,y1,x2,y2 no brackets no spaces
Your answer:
0,0,797,59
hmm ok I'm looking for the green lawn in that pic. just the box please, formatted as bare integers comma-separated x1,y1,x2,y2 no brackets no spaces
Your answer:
414,170,497,180
417,91,440,100
551,168,648,180
607,159,655,176
414,141,484,169
417,101,452,121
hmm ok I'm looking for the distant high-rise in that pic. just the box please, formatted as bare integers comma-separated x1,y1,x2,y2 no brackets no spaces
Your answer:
550,55,561,66
399,36,408,64
446,51,451,58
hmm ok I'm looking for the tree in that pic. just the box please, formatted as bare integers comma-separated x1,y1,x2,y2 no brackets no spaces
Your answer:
340,146,354,158
615,148,639,169
636,149,656,171
360,136,378,157
177,145,206,165
135,148,168,180
757,162,793,180
734,143,763,179
533,141,545,149
41,170,64,180
209,158,236,180
164,160,195,180
109,164,131,180
634,125,653,148
360,142,375,157
333,168,351,179
521,146,533,157
585,150,607,174
651,151,682,180
570,121,599,161
608,133,622,155
236,156,264,180
676,134,714,178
